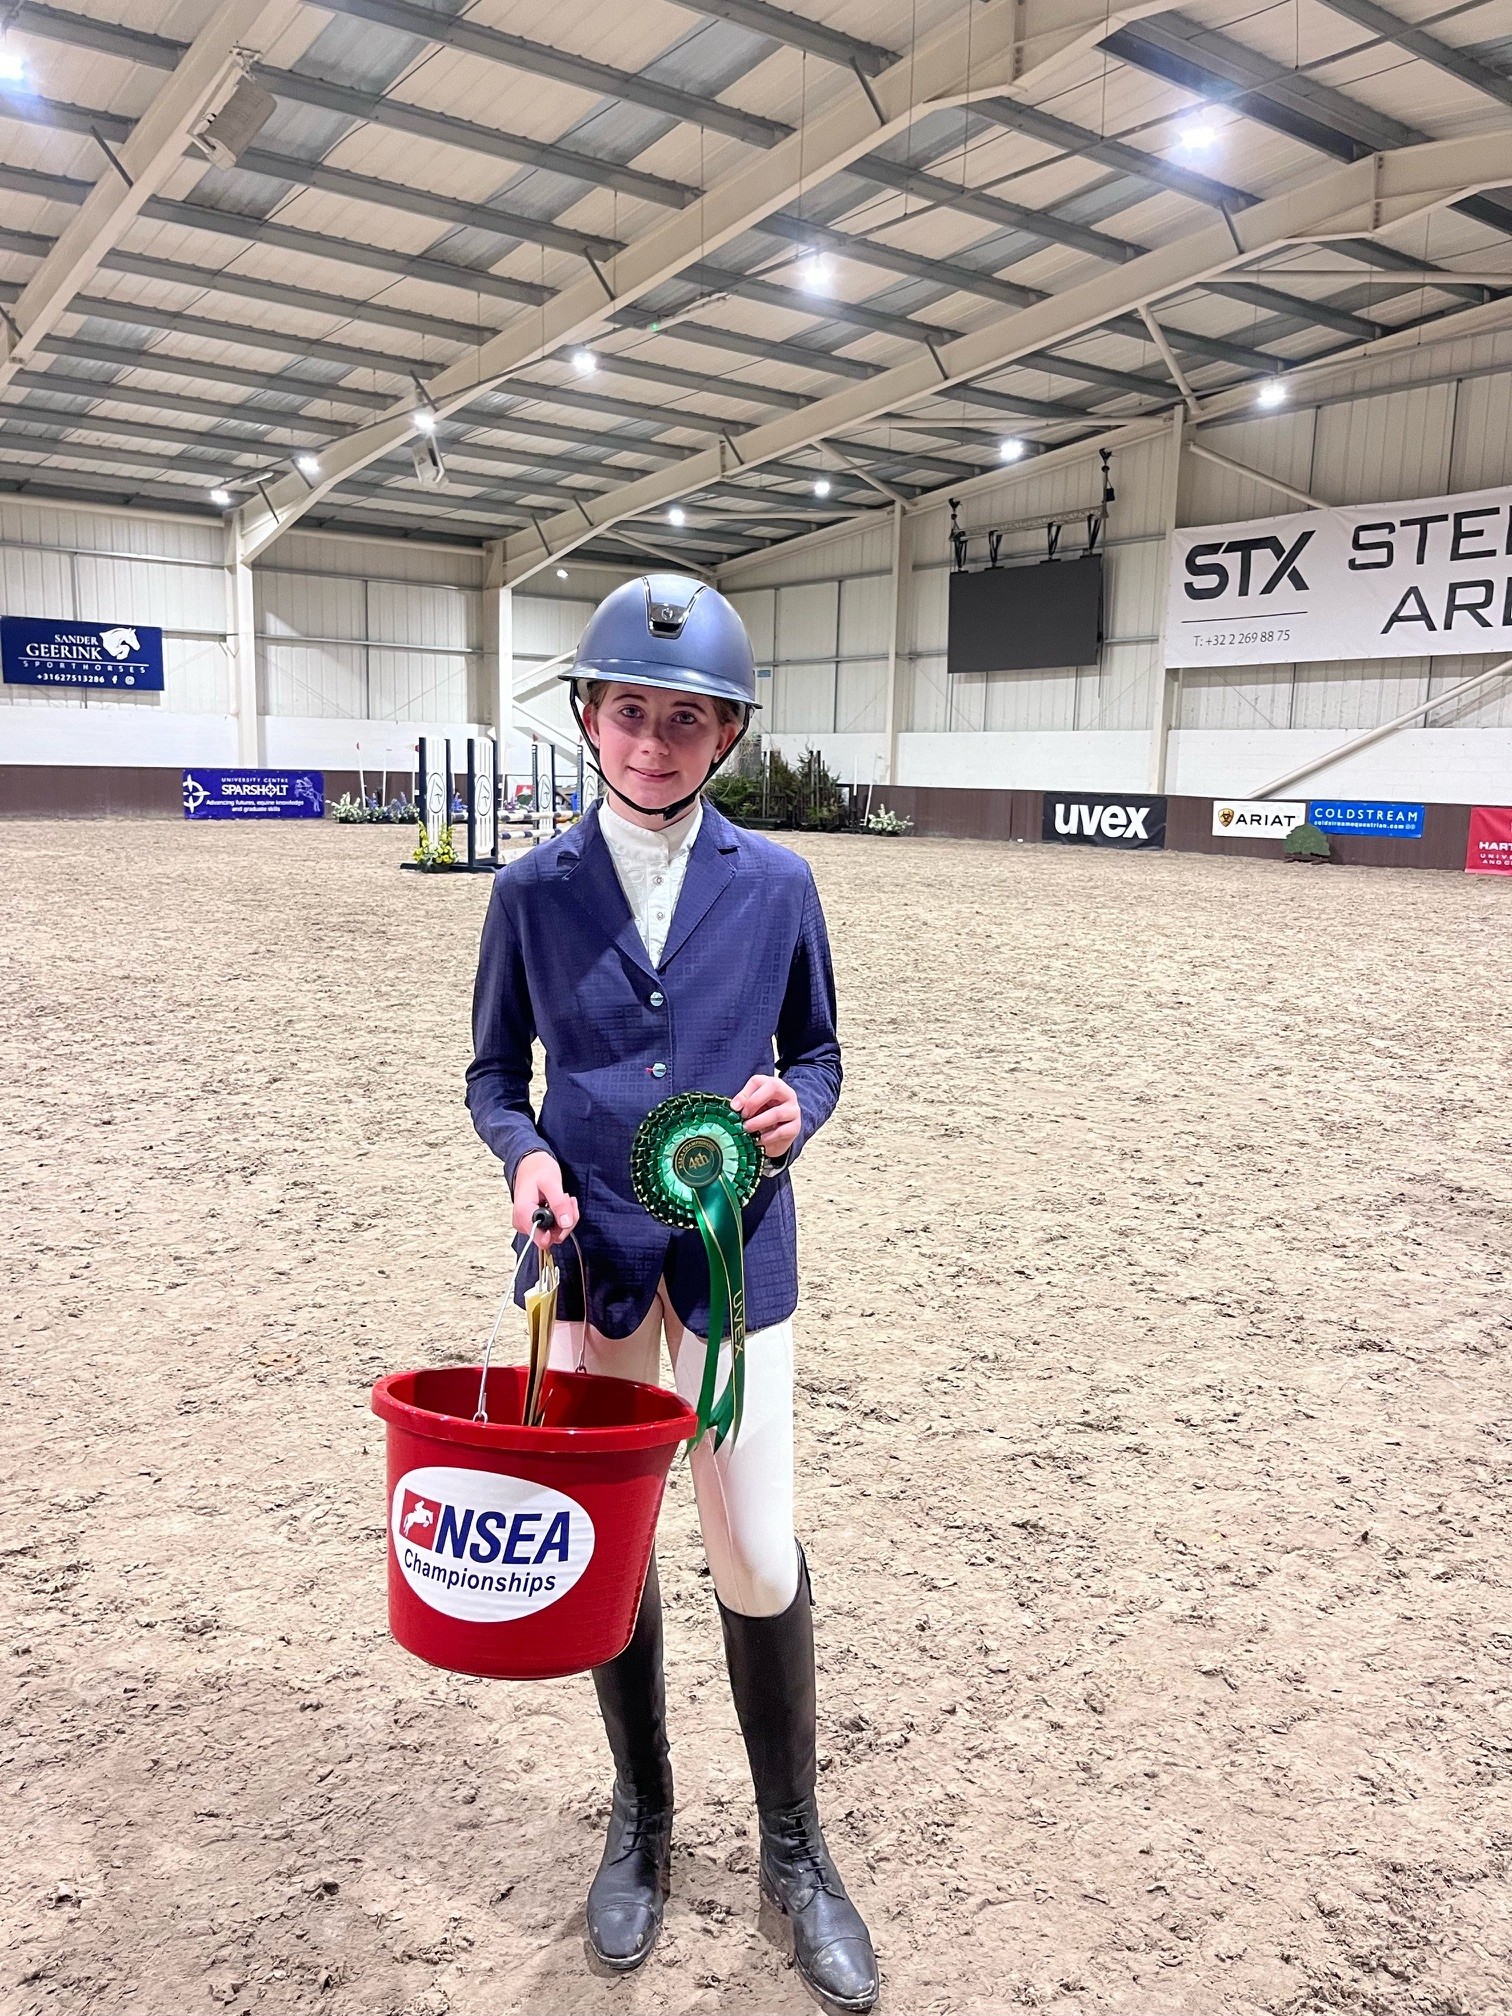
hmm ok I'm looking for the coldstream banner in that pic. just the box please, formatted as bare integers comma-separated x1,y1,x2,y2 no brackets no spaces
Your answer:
1165,481,1512,668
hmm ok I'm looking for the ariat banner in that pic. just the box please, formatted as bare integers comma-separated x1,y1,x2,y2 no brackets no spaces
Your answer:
1042,794,1167,849
1165,481,1512,668
1212,799,1307,838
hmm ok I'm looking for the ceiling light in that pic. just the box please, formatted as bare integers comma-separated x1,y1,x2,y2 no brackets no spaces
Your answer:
572,349,597,375
1172,118,1219,155
1257,378,1287,408
668,506,686,527
797,254,832,293
210,487,232,508
296,453,321,479
813,477,831,497
999,437,1026,462
0,43,27,84
413,408,436,434
555,567,569,580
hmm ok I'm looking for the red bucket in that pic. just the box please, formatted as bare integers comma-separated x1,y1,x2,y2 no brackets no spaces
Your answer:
371,1365,696,1680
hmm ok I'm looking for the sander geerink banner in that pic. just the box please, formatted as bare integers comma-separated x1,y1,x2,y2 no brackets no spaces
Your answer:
1165,480,1512,668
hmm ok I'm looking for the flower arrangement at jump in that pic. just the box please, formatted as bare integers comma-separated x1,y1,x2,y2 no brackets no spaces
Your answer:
411,820,458,870
863,804,914,836
334,791,417,825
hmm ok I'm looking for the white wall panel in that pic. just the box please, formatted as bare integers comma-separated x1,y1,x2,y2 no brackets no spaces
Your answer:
835,658,888,734
368,579,475,653
367,649,470,724
263,643,366,720
728,588,774,664
1312,382,1456,505
1450,372,1512,493
259,571,365,643
1183,411,1318,522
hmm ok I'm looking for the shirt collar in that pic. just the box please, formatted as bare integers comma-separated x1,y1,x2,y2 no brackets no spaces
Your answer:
598,796,703,864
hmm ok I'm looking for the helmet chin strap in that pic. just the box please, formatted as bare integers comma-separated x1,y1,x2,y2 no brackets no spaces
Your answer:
569,687,752,825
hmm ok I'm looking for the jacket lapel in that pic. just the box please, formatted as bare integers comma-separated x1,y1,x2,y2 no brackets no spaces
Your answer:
659,802,741,968
559,804,658,980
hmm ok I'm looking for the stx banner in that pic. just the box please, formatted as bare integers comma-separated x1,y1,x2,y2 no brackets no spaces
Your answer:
1308,799,1424,839
1165,481,1512,668
1466,805,1512,875
2,614,165,690
183,770,324,819
1042,793,1167,849
1211,799,1306,838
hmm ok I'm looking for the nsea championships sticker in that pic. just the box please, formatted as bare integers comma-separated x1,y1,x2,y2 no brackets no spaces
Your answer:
183,770,324,819
1212,799,1306,838
1308,799,1425,839
2,615,165,690
391,1465,594,1623
1466,806,1512,875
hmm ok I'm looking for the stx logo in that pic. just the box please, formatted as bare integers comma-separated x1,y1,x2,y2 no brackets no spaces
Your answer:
1054,801,1150,840
1183,530,1315,600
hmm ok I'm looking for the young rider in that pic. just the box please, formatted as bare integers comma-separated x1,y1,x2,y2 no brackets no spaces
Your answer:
466,575,879,2012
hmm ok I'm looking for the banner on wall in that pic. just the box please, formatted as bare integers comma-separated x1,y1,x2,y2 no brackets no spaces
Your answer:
1042,793,1167,849
1,615,165,690
1308,799,1425,839
1211,799,1306,838
1466,806,1512,874
1165,481,1512,668
183,771,324,819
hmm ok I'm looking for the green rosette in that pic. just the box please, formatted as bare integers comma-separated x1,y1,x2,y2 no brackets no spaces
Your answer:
631,1092,762,1450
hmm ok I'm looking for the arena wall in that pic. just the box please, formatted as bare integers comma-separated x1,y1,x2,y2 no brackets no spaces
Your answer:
4,331,1511,820
0,501,631,807
717,330,1512,810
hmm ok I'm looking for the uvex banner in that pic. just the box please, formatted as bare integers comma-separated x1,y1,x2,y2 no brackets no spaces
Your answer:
1042,794,1167,849
1165,481,1512,668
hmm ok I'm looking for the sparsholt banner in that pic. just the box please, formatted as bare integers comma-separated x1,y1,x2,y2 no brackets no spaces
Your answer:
1165,481,1512,668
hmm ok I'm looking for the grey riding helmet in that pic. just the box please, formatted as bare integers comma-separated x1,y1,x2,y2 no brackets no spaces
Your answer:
562,575,760,817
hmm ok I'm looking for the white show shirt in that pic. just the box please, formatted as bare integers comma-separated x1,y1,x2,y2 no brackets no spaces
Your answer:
598,797,703,967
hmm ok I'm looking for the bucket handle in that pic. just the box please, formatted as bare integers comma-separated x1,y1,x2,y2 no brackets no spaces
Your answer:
472,1209,593,1424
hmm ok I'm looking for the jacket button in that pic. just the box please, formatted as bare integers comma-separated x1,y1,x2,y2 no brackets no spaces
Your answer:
649,990,665,1008
650,1061,667,1078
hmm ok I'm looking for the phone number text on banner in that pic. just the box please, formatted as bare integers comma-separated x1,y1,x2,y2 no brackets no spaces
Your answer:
1165,481,1512,668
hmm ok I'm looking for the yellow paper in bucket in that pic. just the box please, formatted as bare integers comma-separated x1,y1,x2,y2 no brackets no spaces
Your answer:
522,1248,558,1427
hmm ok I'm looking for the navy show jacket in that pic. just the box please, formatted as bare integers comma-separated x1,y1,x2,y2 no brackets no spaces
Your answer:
466,800,842,1339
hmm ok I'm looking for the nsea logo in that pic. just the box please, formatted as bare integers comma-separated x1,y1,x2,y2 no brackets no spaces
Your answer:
390,1465,594,1623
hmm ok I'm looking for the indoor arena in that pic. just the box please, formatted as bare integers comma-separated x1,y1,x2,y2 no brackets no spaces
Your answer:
2,3,1510,2013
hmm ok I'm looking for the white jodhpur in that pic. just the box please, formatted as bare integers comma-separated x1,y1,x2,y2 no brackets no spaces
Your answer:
549,1276,799,1618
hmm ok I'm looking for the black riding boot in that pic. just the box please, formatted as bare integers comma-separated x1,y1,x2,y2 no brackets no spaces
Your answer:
719,1549,879,2013
585,1554,673,1970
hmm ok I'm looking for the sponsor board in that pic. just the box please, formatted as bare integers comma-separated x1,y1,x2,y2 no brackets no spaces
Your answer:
1466,805,1512,875
2,614,165,690
391,1465,594,1623
1211,799,1307,838
183,770,324,819
1307,799,1425,839
1165,480,1512,668
1042,794,1167,849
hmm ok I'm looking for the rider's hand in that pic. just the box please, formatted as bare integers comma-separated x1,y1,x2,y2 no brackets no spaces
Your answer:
730,1075,802,1159
512,1151,579,1248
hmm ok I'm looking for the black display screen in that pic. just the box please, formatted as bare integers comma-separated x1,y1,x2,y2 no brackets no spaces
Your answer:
947,553,1104,673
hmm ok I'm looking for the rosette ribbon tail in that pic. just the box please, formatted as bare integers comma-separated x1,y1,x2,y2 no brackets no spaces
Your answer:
689,1173,746,1452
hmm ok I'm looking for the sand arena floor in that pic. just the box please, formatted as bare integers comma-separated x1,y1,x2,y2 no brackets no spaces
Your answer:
2,819,1509,2016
